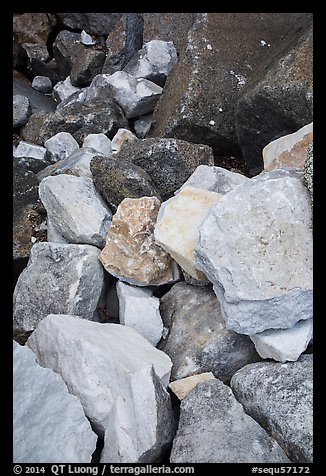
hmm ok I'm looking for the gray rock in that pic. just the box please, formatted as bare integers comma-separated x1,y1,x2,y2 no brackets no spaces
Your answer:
81,30,96,46
230,354,313,462
235,21,313,174
39,174,112,248
46,217,69,244
31,75,53,94
70,49,106,87
196,169,313,334
90,156,160,212
13,156,51,175
159,282,259,381
111,128,137,154
13,95,32,129
114,138,214,202
13,242,104,341
82,133,112,157
123,40,178,87
44,132,79,164
52,76,82,103
133,113,153,138
52,30,84,78
14,141,46,161
20,43,61,86
170,380,290,463
56,13,123,36
13,341,97,463
303,142,313,208
27,314,175,462
13,78,57,114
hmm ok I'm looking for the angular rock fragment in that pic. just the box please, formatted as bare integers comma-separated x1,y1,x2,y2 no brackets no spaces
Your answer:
13,95,32,129
169,372,215,400
83,133,112,157
154,186,221,279
159,282,259,380
81,30,96,46
196,169,313,334
70,49,106,87
14,141,46,161
231,355,313,462
27,315,175,463
133,113,153,138
44,132,79,164
13,341,96,463
39,174,112,247
116,281,163,346
13,242,104,341
263,122,313,171
31,75,53,94
170,380,290,463
111,128,137,154
52,30,84,78
250,319,313,363
52,76,81,103
99,197,180,286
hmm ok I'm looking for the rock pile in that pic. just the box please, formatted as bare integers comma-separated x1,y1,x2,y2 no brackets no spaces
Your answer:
13,12,313,464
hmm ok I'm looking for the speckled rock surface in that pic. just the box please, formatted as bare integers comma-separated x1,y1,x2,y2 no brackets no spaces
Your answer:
303,142,313,207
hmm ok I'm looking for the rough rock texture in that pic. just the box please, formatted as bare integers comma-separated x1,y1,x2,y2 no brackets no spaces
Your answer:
114,138,214,201
111,128,137,154
27,315,175,463
44,132,79,164
133,113,153,139
170,380,290,463
13,243,104,341
56,13,123,36
230,355,313,463
46,217,69,244
169,372,216,400
83,133,112,157
159,282,259,381
303,142,313,207
13,95,32,129
32,75,53,94
150,13,307,166
13,341,96,463
52,30,85,79
90,156,160,213
250,319,313,363
196,169,313,334
263,122,313,171
178,164,249,194
13,78,57,114
235,20,313,173
116,281,163,346
52,76,81,103
14,141,46,161
99,197,180,286
123,40,178,86
154,186,221,279
70,49,106,87
14,156,51,175
39,174,112,248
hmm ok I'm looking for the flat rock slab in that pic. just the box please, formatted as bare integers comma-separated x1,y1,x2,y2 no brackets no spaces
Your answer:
13,341,96,463
196,169,313,334
13,242,104,341
99,197,180,286
170,380,290,463
230,355,313,462
27,315,175,463
159,282,259,381
39,174,112,248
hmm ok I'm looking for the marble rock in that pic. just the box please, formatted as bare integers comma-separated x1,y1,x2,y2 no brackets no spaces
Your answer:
196,169,313,335
99,197,180,286
230,355,313,462
31,75,53,94
52,76,82,103
81,30,96,46
83,133,112,157
39,174,112,248
154,186,221,280
169,372,215,400
27,315,175,463
13,95,32,129
170,380,290,463
14,141,46,161
13,341,96,463
250,319,313,363
123,40,178,87
263,122,313,171
13,242,104,341
44,132,79,164
116,281,163,346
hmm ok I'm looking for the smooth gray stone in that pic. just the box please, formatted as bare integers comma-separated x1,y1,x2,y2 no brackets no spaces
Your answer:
13,77,56,114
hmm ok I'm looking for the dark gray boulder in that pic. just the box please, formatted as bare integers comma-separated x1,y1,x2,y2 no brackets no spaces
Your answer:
13,95,32,129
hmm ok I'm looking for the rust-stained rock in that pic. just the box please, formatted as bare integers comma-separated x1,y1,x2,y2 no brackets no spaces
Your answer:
99,197,180,286
169,373,216,400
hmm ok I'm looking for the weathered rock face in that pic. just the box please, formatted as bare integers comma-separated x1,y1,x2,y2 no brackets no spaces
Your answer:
99,197,180,286
230,355,313,463
116,281,163,346
235,21,313,173
133,113,153,139
90,156,160,213
303,142,313,208
154,186,222,280
111,128,137,154
83,133,112,157
70,49,106,87
13,95,32,129
13,341,97,463
250,319,313,363
52,76,81,103
27,315,175,463
14,141,46,161
13,243,104,342
196,169,313,335
159,282,259,381
123,40,178,86
170,380,290,463
44,132,79,164
263,122,313,171
113,138,214,201
149,13,308,165
169,372,216,400
39,174,112,248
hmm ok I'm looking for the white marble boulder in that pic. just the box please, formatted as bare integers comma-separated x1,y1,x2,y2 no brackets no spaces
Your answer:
39,174,112,248
13,341,97,463
13,242,104,340
14,141,46,161
195,169,313,335
82,133,112,157
27,315,175,463
44,131,79,163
